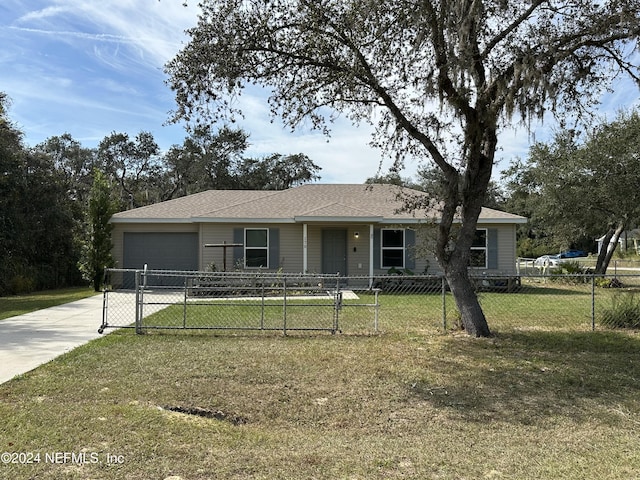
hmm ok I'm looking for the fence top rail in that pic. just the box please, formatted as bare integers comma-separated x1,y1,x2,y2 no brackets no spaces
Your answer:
142,270,339,279
105,268,340,277
104,268,640,282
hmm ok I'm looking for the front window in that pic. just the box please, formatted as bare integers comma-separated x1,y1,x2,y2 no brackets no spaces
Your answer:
470,229,487,268
245,228,268,268
382,229,404,268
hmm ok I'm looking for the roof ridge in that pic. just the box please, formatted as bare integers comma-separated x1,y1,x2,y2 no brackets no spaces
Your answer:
300,201,379,217
199,189,281,216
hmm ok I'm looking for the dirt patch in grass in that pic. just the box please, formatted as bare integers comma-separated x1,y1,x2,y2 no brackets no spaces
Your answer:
160,405,248,425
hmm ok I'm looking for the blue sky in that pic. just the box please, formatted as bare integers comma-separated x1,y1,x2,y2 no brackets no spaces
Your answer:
1,1,638,184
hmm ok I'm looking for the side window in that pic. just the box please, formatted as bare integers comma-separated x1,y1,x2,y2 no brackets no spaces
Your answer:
244,228,268,268
470,229,487,268
381,229,405,268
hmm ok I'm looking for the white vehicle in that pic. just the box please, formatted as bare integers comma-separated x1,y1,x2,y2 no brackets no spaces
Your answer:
534,254,563,269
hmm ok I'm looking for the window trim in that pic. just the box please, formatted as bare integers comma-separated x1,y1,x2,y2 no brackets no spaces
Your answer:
244,228,269,269
381,228,405,269
470,228,488,269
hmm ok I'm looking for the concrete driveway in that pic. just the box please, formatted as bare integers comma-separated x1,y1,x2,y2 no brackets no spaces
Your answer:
0,294,106,384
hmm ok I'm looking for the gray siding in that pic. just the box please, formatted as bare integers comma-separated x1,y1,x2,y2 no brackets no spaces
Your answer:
408,223,518,275
306,224,372,275
201,223,303,272
111,221,519,276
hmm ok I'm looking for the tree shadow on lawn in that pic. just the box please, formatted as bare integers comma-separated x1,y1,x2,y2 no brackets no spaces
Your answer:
407,330,640,425
512,284,592,296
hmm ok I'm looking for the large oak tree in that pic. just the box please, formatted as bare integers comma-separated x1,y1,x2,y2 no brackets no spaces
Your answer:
166,0,640,336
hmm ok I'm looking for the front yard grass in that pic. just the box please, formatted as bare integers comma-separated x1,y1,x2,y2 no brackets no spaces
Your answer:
0,287,97,321
2,304,640,478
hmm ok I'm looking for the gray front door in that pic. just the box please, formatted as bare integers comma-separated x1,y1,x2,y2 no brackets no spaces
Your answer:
322,229,347,275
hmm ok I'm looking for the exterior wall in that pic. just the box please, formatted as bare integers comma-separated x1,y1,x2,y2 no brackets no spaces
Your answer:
348,227,371,276
278,224,304,272
488,223,519,275
200,223,304,272
305,224,372,275
112,221,519,276
305,225,322,273
393,223,519,276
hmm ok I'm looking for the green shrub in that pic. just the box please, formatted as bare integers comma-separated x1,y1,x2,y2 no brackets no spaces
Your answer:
547,261,591,284
596,277,623,288
557,261,586,274
600,292,640,329
9,274,35,295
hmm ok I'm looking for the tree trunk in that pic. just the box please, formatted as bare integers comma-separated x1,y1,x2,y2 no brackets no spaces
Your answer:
595,222,625,275
435,178,493,337
426,137,496,337
93,270,102,292
444,258,492,337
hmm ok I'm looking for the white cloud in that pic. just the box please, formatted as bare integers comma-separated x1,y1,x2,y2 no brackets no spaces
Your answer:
16,5,69,22
229,89,390,183
10,0,199,69
3,1,640,187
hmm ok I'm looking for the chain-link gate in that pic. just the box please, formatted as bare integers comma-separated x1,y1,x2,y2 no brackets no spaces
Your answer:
99,269,381,335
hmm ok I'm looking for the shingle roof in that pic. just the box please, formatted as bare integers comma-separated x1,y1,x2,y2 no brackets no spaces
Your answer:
110,184,527,224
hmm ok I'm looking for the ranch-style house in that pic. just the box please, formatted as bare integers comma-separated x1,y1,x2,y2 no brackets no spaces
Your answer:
109,183,527,282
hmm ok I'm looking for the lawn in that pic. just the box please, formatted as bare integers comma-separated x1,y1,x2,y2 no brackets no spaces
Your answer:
128,280,628,334
1,287,640,479
0,287,97,321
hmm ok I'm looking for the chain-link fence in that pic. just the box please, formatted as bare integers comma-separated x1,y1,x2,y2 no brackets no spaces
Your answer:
100,269,640,335
517,257,640,276
100,269,381,335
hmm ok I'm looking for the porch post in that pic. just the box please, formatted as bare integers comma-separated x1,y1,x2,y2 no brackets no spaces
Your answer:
369,224,374,288
303,223,308,273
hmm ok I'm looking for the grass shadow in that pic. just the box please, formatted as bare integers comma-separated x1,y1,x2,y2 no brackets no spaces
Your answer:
407,329,640,425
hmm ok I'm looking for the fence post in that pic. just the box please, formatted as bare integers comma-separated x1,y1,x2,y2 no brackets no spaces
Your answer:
135,269,142,334
373,288,380,333
333,276,341,334
98,289,108,334
260,279,265,331
282,276,287,336
441,276,447,331
183,276,188,329
591,274,596,331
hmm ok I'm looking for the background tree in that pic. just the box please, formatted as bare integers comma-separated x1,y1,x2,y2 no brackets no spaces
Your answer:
80,169,118,291
0,95,82,293
35,133,96,206
163,125,249,195
97,131,162,208
235,153,321,190
502,131,583,258
0,90,321,295
166,0,640,335
503,110,640,273
163,126,321,196
0,93,30,294
365,172,421,189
